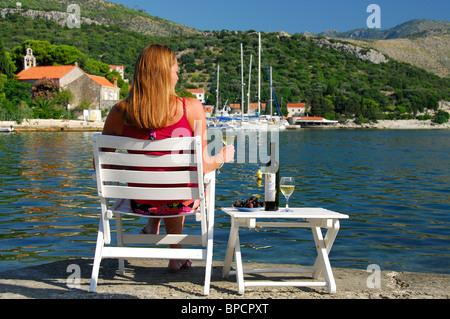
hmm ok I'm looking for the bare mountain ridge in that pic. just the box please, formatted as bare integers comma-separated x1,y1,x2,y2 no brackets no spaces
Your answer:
303,19,450,78
0,0,200,36
347,35,450,78
311,19,450,40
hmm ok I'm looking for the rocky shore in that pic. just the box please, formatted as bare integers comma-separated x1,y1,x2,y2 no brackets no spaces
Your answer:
335,119,450,129
0,258,448,300
1,118,450,132
0,119,103,132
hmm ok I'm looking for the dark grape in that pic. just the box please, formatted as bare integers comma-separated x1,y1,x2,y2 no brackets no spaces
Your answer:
233,196,265,208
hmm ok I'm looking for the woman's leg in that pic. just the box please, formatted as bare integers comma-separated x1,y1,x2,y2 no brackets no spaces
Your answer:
163,216,191,272
141,218,161,234
163,216,185,243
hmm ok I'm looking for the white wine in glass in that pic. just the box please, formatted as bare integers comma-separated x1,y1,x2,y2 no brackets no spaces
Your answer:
222,134,235,145
218,129,235,174
280,177,295,212
222,129,236,145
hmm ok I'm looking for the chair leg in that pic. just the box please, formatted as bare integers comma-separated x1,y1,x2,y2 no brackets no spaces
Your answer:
203,235,214,295
116,213,125,275
89,229,105,292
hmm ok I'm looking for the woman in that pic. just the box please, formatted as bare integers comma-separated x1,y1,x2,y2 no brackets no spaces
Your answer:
102,44,234,273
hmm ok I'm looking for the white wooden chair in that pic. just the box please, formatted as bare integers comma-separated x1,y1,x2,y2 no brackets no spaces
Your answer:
89,134,216,295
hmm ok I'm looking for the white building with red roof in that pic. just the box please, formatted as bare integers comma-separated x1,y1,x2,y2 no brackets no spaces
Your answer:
16,49,120,110
109,65,128,83
186,88,205,103
286,103,306,117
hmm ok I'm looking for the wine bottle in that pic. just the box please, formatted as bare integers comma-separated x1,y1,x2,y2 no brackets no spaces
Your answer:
264,142,279,211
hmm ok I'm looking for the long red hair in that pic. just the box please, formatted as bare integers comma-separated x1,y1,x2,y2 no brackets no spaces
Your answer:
116,44,177,129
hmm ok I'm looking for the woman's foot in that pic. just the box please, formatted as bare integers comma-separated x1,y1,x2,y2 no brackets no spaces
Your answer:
168,259,192,273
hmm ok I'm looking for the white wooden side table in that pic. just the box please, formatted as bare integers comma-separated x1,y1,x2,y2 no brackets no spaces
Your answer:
221,207,349,294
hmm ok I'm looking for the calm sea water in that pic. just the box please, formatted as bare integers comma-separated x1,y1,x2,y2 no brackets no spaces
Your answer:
0,129,449,274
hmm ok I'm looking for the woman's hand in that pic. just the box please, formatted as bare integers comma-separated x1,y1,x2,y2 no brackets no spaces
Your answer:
220,144,235,163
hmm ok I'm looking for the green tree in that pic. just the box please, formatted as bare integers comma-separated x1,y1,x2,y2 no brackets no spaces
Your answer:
362,98,380,121
2,78,33,105
0,74,6,103
344,96,360,117
433,110,449,124
53,89,74,108
176,89,196,99
309,94,333,117
50,44,85,65
0,37,14,78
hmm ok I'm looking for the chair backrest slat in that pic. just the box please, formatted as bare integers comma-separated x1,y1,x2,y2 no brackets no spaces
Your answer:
97,135,197,152
102,169,198,185
99,152,197,168
102,186,201,201
93,134,204,202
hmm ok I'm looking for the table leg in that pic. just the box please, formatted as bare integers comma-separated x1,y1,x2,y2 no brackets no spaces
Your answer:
222,218,245,294
234,231,245,294
222,217,239,279
311,226,337,294
312,219,340,280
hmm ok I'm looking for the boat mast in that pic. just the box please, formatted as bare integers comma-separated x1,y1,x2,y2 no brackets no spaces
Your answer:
258,32,261,115
240,43,244,121
216,64,220,113
247,54,252,116
270,66,273,119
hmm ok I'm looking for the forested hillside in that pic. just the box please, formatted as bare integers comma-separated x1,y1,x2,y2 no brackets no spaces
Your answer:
1,10,449,124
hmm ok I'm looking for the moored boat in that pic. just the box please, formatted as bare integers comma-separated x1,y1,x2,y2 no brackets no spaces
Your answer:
294,116,338,128
0,126,13,133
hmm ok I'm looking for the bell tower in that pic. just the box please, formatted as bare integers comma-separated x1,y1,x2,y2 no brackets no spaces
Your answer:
23,47,36,71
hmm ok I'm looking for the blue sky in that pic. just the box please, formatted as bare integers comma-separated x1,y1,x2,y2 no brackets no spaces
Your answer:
108,0,449,34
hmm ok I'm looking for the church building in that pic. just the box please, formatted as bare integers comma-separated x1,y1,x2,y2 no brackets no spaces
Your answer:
16,48,120,110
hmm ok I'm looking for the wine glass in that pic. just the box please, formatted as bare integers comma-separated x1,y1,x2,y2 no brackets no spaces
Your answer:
280,177,295,212
218,128,235,174
222,128,236,145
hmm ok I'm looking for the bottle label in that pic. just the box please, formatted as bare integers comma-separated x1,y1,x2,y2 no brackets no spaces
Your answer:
265,173,276,201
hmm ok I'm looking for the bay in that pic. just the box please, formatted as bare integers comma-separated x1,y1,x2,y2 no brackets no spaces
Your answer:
0,129,449,274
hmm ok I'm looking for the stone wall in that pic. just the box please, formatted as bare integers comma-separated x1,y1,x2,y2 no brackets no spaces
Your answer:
65,74,100,109
59,67,85,88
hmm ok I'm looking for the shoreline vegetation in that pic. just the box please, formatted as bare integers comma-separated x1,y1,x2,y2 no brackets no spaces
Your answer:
1,118,450,132
1,25,449,132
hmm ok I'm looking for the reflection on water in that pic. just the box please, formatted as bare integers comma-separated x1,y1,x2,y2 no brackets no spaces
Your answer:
0,132,99,268
0,130,449,274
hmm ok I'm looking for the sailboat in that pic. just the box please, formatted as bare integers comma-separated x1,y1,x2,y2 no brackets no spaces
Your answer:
206,64,239,128
206,33,287,131
238,33,287,131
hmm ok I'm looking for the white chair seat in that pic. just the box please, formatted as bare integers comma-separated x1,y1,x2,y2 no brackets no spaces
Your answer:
109,198,200,219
